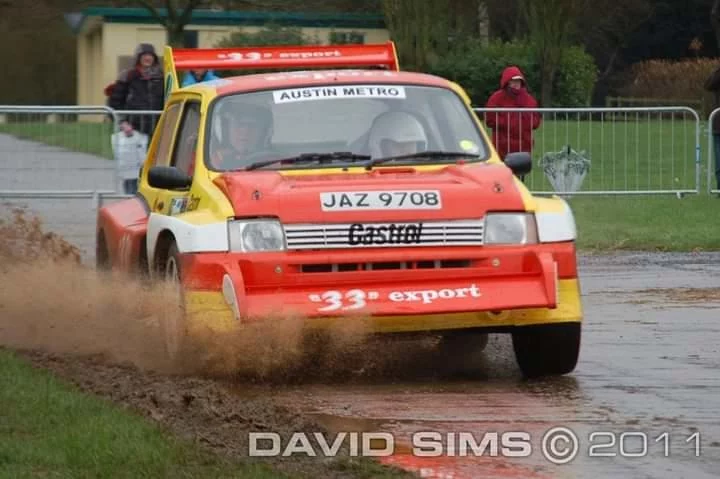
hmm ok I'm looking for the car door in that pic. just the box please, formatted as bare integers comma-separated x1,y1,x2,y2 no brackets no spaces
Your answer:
140,96,201,216
165,100,202,216
139,99,183,214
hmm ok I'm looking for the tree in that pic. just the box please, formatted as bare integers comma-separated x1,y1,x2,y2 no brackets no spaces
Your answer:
215,23,320,47
519,0,583,106
129,0,383,47
132,0,204,47
713,0,720,50
381,0,451,71
575,0,653,82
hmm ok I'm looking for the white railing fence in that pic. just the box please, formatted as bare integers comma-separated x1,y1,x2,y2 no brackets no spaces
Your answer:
473,107,702,196
0,105,716,197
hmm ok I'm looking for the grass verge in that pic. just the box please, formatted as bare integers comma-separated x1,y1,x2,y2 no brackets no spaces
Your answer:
0,121,715,252
0,122,114,159
0,348,410,479
570,194,720,251
0,348,281,479
0,118,704,189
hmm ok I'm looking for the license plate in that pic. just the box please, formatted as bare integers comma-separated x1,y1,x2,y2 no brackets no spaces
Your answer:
320,190,442,211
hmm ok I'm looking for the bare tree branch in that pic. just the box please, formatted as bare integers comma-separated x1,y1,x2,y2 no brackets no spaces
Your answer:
179,0,204,27
135,0,168,26
166,0,178,24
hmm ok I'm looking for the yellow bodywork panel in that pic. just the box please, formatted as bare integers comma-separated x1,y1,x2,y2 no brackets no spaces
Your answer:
182,279,582,337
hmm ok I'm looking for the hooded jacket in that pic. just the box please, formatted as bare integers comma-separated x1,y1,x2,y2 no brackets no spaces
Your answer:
108,43,164,136
484,66,541,160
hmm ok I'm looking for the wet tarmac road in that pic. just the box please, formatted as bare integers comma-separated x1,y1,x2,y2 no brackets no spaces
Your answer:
264,253,720,478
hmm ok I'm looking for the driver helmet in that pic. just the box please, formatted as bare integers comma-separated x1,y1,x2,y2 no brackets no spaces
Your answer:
368,111,428,159
212,100,274,155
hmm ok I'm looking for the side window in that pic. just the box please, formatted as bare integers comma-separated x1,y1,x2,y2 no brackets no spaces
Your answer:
171,102,202,176
151,102,182,167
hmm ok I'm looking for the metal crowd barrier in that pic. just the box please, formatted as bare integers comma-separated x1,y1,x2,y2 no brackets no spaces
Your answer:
0,105,715,198
706,107,720,194
473,107,702,196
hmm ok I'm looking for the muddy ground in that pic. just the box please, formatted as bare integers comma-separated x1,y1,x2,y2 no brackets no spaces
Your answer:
1,207,719,478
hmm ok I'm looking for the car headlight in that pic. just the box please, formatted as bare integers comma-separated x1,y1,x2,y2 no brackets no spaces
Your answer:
228,219,286,252
483,213,538,245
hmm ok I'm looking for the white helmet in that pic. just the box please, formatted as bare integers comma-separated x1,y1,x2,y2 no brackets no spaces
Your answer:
368,111,428,159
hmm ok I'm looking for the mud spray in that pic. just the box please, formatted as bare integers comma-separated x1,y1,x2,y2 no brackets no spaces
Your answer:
0,207,460,382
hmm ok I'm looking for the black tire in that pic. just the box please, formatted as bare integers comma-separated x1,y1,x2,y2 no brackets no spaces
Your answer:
155,240,188,365
436,331,489,375
511,323,581,378
96,232,110,271
439,331,489,355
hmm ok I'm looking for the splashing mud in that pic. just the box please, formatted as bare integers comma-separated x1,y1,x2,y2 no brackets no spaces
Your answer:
1,207,181,371
0,207,456,381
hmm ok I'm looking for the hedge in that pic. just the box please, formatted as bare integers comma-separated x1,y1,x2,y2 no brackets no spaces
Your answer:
429,39,598,107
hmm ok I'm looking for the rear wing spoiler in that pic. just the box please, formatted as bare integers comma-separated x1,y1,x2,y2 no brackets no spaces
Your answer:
163,41,399,96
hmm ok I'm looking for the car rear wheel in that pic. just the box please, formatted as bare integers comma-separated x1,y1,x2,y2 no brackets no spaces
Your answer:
511,323,581,378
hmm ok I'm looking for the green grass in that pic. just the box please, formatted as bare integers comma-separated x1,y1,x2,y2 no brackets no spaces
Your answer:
0,122,114,159
517,117,703,193
0,349,411,479
0,117,708,192
0,118,716,252
0,349,283,479
570,194,720,251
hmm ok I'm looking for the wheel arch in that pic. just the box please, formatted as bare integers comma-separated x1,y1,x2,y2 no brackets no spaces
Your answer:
146,212,229,267
152,229,177,271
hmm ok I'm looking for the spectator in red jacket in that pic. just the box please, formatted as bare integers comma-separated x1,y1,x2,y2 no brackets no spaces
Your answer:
484,66,541,161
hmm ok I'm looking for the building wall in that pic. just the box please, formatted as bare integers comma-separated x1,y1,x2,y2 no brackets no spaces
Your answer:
77,31,88,105
78,27,104,106
102,23,166,95
78,20,390,107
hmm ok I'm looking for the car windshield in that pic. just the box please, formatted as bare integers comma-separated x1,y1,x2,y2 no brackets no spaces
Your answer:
205,83,489,171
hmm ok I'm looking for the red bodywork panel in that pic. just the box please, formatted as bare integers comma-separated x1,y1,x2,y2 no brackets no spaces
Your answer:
179,242,577,320
213,163,525,223
96,197,149,272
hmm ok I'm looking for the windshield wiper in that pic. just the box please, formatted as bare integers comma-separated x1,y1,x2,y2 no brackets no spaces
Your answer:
364,151,481,170
245,152,371,171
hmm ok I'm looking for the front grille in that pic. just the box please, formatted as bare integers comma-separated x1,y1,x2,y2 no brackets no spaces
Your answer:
283,219,484,250
299,259,473,273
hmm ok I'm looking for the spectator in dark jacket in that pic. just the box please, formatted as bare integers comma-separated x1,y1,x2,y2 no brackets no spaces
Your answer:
704,65,720,192
108,43,164,138
484,66,541,161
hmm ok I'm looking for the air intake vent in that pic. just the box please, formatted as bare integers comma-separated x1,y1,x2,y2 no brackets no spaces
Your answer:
284,220,484,250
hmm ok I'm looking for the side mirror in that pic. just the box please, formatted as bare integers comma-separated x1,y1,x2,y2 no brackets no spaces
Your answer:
147,165,192,190
504,152,532,177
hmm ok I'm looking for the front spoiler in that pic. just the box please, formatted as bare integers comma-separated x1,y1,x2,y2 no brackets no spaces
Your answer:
194,250,561,320
185,278,581,334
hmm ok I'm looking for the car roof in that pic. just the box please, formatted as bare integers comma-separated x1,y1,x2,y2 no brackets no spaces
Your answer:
201,69,453,96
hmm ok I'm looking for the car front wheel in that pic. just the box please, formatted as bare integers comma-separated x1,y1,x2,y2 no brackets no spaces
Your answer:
511,323,581,378
155,240,188,366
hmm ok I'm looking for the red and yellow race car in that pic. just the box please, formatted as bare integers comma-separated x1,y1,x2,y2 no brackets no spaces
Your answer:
96,42,583,378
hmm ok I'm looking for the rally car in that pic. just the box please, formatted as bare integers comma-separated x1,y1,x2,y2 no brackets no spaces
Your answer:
96,42,583,378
